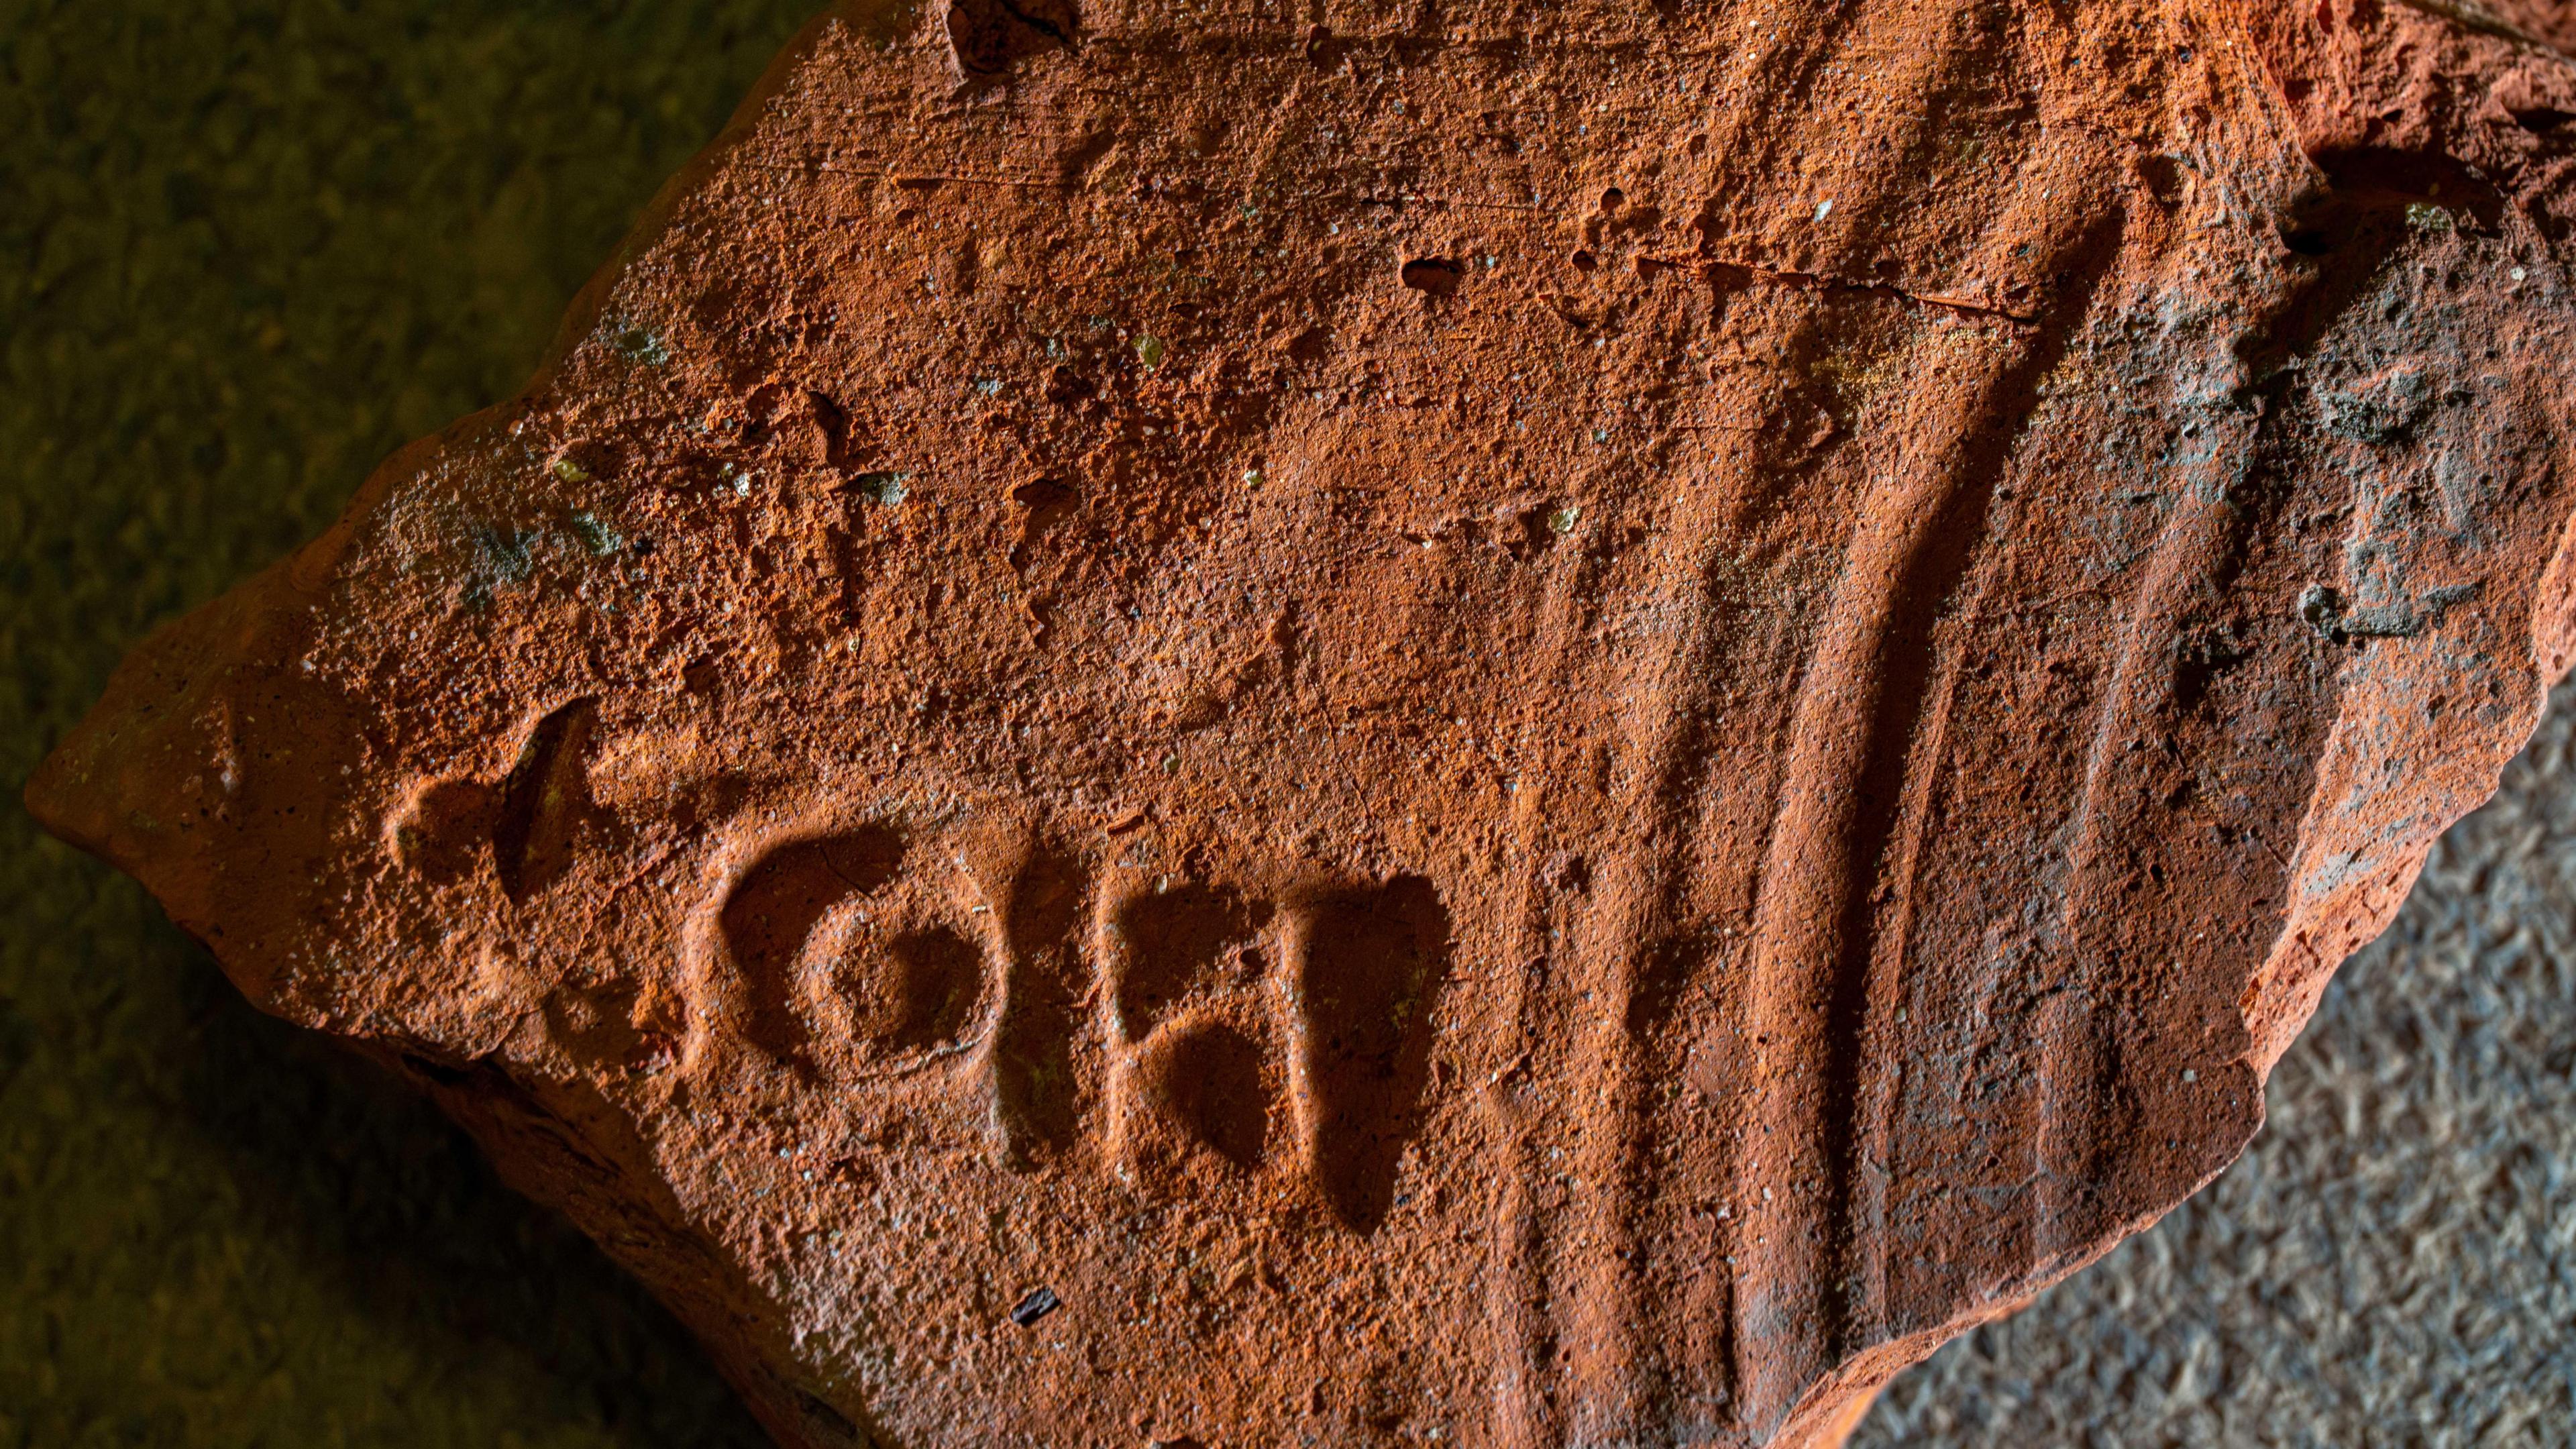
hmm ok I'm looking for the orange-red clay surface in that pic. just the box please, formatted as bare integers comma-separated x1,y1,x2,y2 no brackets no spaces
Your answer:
28,1,2576,1444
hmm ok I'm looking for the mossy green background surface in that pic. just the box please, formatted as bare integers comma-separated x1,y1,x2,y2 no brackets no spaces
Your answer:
2,2,811,1443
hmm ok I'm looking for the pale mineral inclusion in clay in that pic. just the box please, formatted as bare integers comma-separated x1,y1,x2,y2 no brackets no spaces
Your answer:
28,0,2576,1444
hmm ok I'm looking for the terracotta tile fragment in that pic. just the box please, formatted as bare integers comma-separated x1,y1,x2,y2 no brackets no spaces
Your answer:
28,1,2576,1443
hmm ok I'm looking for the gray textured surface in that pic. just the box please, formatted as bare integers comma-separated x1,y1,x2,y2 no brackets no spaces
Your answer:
5,1,2571,1444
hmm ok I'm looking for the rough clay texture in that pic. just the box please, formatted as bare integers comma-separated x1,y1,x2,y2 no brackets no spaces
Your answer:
23,0,2576,1444
1857,669,2576,1446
